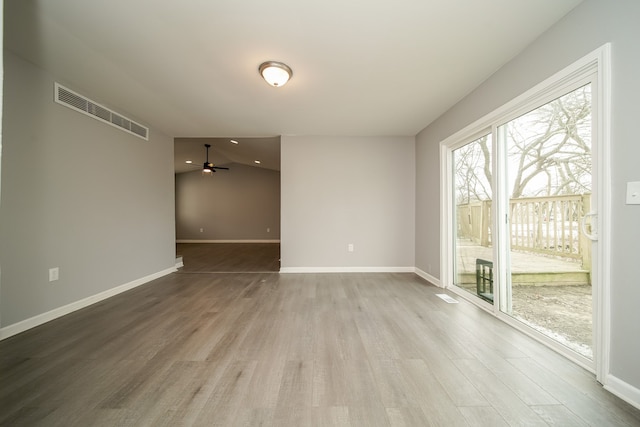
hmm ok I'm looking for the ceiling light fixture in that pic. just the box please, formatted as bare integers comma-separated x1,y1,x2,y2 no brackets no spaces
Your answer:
259,61,292,87
201,144,230,175
230,140,239,144
254,160,261,164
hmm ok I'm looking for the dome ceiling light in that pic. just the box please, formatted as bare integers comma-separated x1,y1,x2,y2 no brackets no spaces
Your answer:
259,61,292,87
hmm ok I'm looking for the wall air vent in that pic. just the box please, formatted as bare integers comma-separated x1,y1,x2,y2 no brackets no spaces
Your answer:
54,83,149,140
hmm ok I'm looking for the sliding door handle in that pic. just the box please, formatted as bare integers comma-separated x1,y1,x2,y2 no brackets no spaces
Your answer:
581,211,598,241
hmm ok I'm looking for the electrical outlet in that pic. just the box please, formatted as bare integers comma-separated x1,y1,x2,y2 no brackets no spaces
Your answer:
267,227,270,233
348,243,354,252
49,267,59,282
199,228,204,233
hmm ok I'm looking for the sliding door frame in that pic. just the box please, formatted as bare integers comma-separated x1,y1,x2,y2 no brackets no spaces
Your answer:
440,44,611,382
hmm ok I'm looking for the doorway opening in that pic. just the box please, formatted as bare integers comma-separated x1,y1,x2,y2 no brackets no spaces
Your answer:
173,137,281,272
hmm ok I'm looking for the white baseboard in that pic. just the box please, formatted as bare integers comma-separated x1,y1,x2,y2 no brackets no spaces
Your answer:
176,239,280,244
0,267,177,341
604,374,640,410
415,267,443,287
279,266,415,273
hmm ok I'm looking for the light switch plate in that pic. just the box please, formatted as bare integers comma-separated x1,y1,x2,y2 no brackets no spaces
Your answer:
626,181,640,205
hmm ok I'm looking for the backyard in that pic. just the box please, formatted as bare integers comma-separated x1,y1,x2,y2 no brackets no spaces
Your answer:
456,240,593,359
510,283,591,358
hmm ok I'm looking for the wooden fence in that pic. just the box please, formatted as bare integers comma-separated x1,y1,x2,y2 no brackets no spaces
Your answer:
456,194,591,268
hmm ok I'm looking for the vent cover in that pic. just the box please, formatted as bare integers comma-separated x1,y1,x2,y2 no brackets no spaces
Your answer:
54,83,149,140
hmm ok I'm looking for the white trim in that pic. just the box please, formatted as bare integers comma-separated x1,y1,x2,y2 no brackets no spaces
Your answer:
439,48,603,149
593,44,612,385
439,44,611,379
447,282,595,372
415,267,443,287
279,266,415,274
176,239,281,244
604,375,640,410
0,267,176,341
447,283,492,308
439,141,453,294
175,257,184,268
495,311,594,373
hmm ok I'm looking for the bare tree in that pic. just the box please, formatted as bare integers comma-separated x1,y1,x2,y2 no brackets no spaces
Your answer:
453,135,492,204
507,85,591,198
454,84,591,202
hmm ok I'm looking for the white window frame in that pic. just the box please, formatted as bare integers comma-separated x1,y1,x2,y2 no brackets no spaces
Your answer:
440,44,611,382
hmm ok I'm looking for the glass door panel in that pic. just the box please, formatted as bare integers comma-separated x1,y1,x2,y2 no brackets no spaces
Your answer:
499,84,593,359
452,134,494,302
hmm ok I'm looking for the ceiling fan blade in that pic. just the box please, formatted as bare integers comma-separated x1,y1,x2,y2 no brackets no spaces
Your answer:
213,166,230,170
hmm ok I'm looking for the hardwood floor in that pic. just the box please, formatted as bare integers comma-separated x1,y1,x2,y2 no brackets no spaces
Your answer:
1,246,639,425
176,243,280,272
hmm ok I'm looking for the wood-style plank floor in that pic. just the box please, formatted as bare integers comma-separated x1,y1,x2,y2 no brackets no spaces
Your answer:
1,246,639,426
176,243,280,272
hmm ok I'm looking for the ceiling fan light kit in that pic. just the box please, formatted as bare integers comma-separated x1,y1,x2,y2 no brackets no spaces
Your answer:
200,143,229,175
259,61,292,87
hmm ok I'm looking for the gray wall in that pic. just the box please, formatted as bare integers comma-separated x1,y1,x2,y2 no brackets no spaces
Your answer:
175,163,280,240
0,51,176,327
416,0,640,391
281,136,415,269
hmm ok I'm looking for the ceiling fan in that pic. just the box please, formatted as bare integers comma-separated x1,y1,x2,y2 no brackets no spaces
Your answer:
199,143,229,174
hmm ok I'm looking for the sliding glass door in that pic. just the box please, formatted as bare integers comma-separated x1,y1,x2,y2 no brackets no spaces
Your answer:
498,84,594,359
448,82,596,363
452,134,494,303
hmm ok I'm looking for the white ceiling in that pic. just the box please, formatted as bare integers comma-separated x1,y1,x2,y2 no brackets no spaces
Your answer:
5,0,582,171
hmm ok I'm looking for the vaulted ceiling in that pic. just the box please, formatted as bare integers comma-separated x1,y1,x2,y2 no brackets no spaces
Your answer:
5,0,582,171
174,136,281,173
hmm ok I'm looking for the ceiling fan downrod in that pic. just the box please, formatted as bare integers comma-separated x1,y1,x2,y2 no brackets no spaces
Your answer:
203,144,213,172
